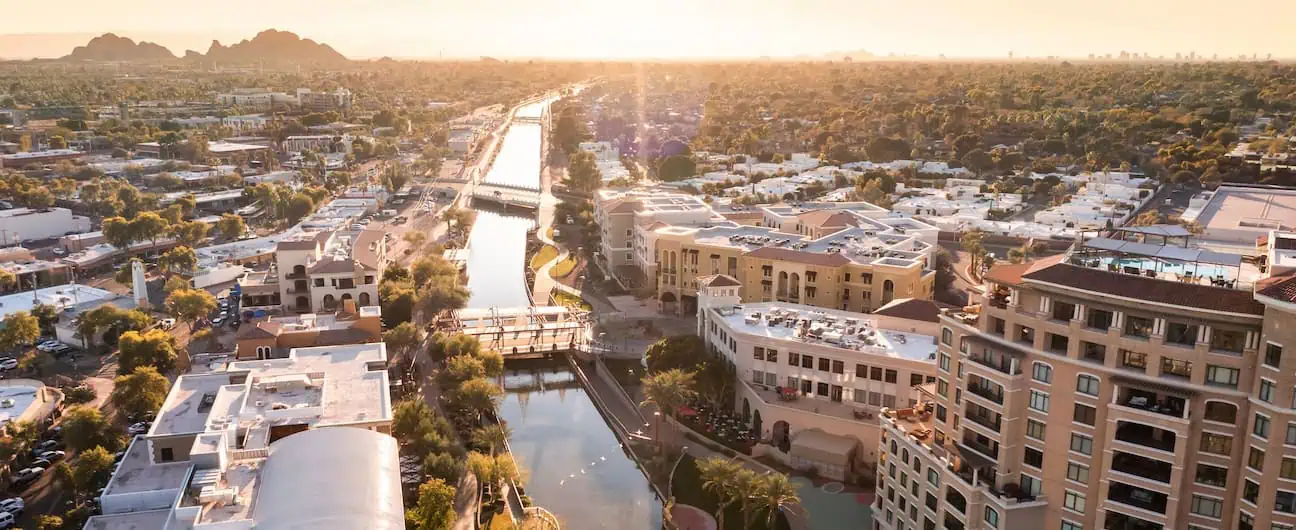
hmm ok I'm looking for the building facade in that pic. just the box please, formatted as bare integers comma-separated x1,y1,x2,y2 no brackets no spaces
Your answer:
240,229,385,314
875,231,1296,530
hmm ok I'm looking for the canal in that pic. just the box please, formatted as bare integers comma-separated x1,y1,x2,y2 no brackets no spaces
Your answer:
462,100,662,529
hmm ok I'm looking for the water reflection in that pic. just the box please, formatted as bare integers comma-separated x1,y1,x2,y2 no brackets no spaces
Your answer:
498,361,662,529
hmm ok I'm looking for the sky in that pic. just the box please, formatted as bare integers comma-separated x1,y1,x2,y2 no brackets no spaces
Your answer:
3,0,1296,60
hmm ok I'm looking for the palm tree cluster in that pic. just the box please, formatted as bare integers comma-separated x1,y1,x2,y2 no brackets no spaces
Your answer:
696,457,801,530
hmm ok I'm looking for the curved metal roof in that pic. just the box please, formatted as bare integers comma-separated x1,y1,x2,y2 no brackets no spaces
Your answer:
254,427,405,530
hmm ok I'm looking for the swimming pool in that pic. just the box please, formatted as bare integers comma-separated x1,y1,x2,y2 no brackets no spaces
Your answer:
789,477,873,530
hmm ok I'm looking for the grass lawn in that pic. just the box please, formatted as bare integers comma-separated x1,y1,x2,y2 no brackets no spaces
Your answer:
670,455,790,530
529,244,558,270
552,291,592,311
549,255,577,278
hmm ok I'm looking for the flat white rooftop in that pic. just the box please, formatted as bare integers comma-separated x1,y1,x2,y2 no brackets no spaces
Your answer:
1186,186,1296,244
0,284,118,322
104,436,191,495
714,302,938,362
83,509,172,530
0,384,42,425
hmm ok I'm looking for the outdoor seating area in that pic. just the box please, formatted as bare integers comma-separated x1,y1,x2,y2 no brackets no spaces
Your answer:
1067,234,1257,290
678,401,755,453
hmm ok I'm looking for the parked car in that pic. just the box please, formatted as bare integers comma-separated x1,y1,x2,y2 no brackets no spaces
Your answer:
0,497,23,516
31,440,61,456
211,316,224,326
157,318,176,330
11,467,43,487
35,341,61,352
0,358,16,371
0,510,13,528
30,458,51,469
49,344,74,357
127,422,152,435
37,450,65,461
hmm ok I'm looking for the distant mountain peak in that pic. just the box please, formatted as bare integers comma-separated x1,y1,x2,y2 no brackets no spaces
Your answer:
60,29,346,64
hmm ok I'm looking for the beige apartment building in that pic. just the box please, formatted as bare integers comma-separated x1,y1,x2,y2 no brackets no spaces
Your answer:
240,228,386,314
874,228,1296,530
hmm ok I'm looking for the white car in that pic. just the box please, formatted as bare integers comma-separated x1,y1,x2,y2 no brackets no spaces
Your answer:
127,422,152,435
0,358,16,371
35,340,60,352
157,318,176,330
0,510,13,529
0,497,22,516
50,248,65,256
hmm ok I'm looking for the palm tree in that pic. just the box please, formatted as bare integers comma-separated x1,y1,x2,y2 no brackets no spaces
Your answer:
697,457,743,529
733,468,762,529
471,423,513,456
639,369,697,450
755,473,801,528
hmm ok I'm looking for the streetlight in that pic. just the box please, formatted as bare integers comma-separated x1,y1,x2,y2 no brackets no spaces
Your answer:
653,411,662,448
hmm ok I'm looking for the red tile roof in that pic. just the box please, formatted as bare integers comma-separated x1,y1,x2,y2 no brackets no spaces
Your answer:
1256,270,1296,304
1021,261,1264,315
872,298,940,323
744,246,851,267
699,274,742,288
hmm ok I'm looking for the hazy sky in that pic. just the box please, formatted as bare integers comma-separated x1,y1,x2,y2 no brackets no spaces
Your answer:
5,0,1296,59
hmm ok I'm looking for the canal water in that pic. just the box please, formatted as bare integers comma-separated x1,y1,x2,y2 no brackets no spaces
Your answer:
499,361,661,529
463,100,662,528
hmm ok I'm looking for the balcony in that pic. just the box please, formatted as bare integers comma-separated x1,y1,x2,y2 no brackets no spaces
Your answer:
966,382,1004,406
1113,422,1177,454
1081,341,1108,364
967,349,1018,376
964,408,1002,433
1107,481,1168,515
1103,511,1164,530
1113,385,1188,422
1110,451,1172,484
960,430,1000,460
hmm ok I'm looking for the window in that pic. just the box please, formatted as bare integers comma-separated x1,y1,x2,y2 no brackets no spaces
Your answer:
1282,457,1296,480
1200,432,1233,455
1239,513,1254,530
883,395,896,408
1266,343,1284,368
1061,523,1082,530
925,492,938,511
1073,404,1096,426
1066,462,1089,483
941,328,953,345
1052,300,1076,321
854,363,865,377
1191,495,1223,518
1063,490,1085,513
910,374,924,386
1032,362,1052,383
1124,315,1153,338
1070,433,1093,455
1120,350,1146,370
160,447,174,462
832,360,844,375
1249,446,1266,471
852,390,867,404
1205,365,1240,388
766,349,778,362
927,468,939,486
938,353,950,372
818,358,830,371
1076,375,1099,396
789,352,801,366
1204,401,1238,424
314,278,325,287
1195,463,1228,487
1288,423,1296,445
871,367,883,381
1278,491,1296,514
1021,475,1041,496
1261,379,1277,403
814,382,828,397
984,507,999,529
754,346,765,360
1029,390,1050,413
1255,414,1272,439
752,370,766,384
1024,447,1043,468
1166,321,1199,346
1210,328,1245,354
802,355,813,369
1244,480,1261,505
1160,357,1192,378
885,369,898,384
1026,419,1045,440
1087,308,1113,330
937,379,948,397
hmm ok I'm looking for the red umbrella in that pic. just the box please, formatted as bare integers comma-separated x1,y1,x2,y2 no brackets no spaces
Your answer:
677,405,698,417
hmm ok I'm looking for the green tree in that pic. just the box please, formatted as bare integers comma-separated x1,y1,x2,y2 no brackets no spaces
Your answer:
36,515,64,530
640,369,697,451
470,424,512,456
218,213,247,240
170,220,209,247
61,407,119,452
31,303,59,334
0,311,40,351
422,452,462,484
150,172,183,190
382,322,424,360
565,150,603,194
0,269,16,292
961,230,987,276
415,276,469,323
452,377,502,421
961,148,994,177
111,366,171,419
286,193,317,223
131,211,170,249
159,246,197,277
165,288,217,332
426,333,480,362
406,478,457,530
644,335,707,373
117,329,179,375
657,155,696,181
755,473,801,527
732,468,762,530
698,457,745,529
102,216,136,248
71,446,116,493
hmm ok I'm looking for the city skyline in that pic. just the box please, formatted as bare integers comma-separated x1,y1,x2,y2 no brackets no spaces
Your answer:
2,0,1296,60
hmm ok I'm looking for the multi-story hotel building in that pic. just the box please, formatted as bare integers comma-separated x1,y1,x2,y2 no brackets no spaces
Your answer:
696,277,941,479
595,189,939,314
875,226,1296,530
239,228,386,314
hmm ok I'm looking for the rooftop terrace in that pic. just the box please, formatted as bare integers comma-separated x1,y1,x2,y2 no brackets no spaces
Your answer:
713,302,939,361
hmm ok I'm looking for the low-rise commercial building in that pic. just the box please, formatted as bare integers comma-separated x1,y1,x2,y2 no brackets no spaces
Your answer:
697,279,939,478
235,302,382,360
83,342,401,530
239,229,386,314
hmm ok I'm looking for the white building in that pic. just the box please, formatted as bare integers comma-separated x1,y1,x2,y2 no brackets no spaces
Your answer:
83,342,401,530
282,135,351,154
579,141,620,162
222,114,269,135
0,207,93,243
215,88,298,110
696,281,940,477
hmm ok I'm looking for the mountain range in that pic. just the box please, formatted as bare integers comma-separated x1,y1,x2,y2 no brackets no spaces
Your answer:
61,29,346,63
